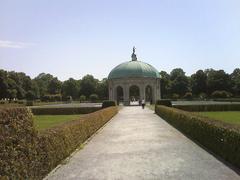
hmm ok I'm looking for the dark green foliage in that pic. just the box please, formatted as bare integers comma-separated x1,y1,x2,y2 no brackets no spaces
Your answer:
48,78,62,94
169,68,189,96
96,78,108,100
155,99,172,107
30,107,101,115
25,90,36,100
62,78,80,99
0,107,118,179
102,100,116,108
26,100,34,106
191,70,207,95
159,71,171,98
173,104,240,112
80,75,97,98
41,94,62,102
155,105,240,169
231,68,240,96
206,69,231,94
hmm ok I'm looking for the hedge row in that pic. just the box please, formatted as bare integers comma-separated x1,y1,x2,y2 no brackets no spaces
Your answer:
102,100,116,108
30,106,101,115
0,106,118,179
173,104,240,112
156,99,172,107
155,105,240,169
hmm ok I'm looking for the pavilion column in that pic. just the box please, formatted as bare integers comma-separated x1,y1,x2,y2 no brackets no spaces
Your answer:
123,84,129,105
140,84,145,101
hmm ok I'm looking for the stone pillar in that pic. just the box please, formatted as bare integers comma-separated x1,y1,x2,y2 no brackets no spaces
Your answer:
123,84,129,105
140,84,145,101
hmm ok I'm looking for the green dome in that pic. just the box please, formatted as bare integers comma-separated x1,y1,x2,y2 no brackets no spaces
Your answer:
108,61,160,79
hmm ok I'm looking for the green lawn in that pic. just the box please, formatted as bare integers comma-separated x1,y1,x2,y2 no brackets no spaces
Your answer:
34,114,81,130
198,111,240,125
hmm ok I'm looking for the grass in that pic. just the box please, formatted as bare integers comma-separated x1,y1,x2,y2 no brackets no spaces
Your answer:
34,114,81,130
198,111,240,125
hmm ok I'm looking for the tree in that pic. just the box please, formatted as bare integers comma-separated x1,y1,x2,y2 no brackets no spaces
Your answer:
169,68,189,96
159,71,170,98
206,69,231,95
48,78,62,94
231,68,240,96
0,76,8,99
80,75,97,98
26,90,36,100
34,73,54,97
191,70,207,96
96,78,108,100
62,78,80,99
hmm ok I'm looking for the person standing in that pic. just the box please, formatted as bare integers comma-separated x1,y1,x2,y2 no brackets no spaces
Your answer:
141,99,145,109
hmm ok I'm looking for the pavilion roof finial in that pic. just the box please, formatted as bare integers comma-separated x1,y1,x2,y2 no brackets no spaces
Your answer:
131,46,137,61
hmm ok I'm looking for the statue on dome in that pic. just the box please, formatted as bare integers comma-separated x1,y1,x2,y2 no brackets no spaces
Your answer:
131,46,137,61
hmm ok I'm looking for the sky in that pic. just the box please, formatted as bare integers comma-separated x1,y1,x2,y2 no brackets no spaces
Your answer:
0,0,240,81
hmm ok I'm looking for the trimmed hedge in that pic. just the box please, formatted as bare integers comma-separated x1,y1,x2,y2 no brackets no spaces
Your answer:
30,106,101,115
156,99,172,107
173,104,240,112
0,106,118,179
0,108,38,179
155,105,240,169
102,100,116,108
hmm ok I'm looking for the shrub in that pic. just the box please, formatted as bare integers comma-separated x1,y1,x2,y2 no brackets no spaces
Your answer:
17,100,25,104
41,94,62,102
0,108,38,179
0,106,118,179
211,90,232,98
26,100,34,106
26,90,36,100
155,105,240,169
155,99,172,107
102,100,116,108
173,104,240,112
30,106,101,115
80,95,86,102
90,94,98,102
183,92,192,100
172,93,179,100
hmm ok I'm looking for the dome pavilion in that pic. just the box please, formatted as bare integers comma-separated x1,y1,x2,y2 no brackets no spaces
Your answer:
108,47,161,105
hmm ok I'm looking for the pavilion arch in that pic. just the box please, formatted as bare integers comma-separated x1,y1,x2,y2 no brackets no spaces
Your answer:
115,85,124,104
129,85,140,102
145,85,153,104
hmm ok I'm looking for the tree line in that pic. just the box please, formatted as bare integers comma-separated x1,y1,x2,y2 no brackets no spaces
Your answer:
160,68,240,99
0,70,108,101
0,68,240,102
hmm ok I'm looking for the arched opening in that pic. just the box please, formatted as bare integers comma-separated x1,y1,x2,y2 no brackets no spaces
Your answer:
145,85,153,104
129,85,140,105
116,86,123,105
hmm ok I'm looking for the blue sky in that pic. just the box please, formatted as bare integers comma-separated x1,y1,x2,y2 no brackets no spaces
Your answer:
0,0,240,80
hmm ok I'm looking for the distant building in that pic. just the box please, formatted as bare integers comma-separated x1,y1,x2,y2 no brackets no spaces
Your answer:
108,48,161,105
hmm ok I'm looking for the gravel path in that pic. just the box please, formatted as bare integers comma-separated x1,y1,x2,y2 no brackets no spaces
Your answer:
46,106,239,180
